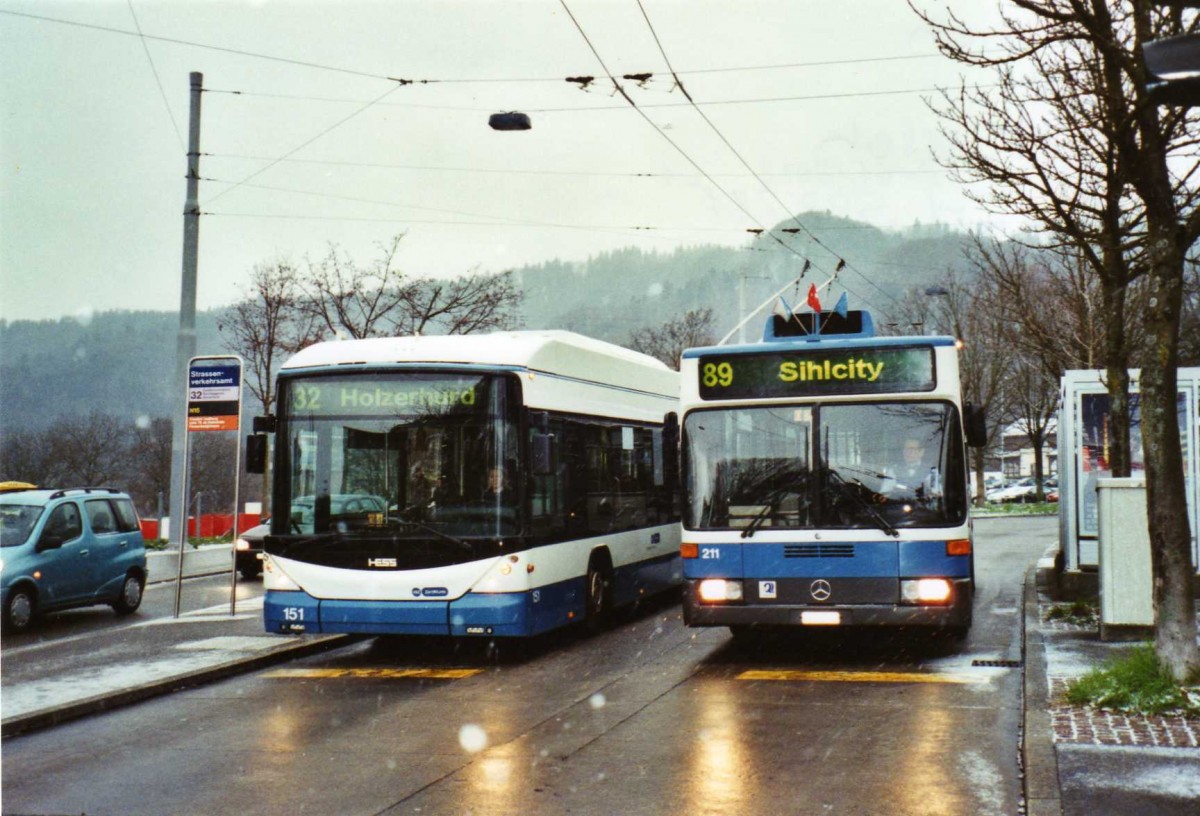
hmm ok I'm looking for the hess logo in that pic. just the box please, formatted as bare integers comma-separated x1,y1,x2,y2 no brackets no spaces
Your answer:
367,557,397,568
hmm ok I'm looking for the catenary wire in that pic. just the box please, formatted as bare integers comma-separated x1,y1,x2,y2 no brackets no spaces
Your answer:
634,0,901,311
126,0,184,151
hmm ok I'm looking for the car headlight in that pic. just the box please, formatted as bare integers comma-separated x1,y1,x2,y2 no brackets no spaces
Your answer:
235,538,251,551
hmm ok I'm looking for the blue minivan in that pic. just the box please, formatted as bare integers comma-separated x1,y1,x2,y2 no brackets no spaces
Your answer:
0,487,148,633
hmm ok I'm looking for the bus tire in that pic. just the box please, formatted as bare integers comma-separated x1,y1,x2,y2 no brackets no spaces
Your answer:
584,552,614,634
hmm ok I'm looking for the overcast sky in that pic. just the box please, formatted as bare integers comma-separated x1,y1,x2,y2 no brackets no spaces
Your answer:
1,0,1003,324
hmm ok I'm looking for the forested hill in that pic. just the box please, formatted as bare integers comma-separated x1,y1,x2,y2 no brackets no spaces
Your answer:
0,213,971,432
0,311,226,434
518,212,969,344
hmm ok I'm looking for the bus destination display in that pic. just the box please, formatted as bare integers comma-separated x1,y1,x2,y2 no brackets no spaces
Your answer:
698,347,936,399
286,376,486,416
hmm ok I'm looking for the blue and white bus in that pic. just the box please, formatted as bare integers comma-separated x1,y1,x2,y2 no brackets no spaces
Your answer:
678,310,985,636
248,331,681,638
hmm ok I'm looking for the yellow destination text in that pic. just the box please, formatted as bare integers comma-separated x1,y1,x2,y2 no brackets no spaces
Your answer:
778,358,884,383
339,386,476,410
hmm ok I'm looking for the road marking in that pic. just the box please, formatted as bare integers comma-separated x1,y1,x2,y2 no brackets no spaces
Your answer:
737,669,985,685
263,667,484,680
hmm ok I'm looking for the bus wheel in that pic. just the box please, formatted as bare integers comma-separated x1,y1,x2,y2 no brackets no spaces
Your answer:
584,555,614,634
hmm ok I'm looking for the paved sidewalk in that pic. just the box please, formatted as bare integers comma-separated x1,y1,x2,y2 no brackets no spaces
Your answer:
1,558,352,737
1025,562,1200,816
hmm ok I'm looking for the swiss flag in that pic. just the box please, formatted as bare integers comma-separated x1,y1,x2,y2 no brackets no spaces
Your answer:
807,283,821,313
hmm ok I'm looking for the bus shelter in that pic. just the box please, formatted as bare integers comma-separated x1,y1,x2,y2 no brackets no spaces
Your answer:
1057,368,1199,582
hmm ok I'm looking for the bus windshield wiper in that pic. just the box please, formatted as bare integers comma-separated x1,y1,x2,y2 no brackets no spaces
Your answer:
741,468,811,539
824,468,899,538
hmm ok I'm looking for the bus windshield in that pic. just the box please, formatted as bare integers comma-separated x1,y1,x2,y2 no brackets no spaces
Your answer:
278,372,520,543
684,401,967,532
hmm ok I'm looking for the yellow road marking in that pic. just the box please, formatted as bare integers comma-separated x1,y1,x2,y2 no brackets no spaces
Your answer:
263,667,483,680
737,669,984,685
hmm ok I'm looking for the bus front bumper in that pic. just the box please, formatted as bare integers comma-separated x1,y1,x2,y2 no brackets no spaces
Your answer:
682,578,973,629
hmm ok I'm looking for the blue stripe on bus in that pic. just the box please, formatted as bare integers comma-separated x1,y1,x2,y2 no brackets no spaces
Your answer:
613,552,684,606
266,553,685,637
682,540,970,580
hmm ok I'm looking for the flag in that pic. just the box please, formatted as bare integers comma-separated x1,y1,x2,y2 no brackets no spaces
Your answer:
806,283,821,313
773,295,794,320
833,291,849,318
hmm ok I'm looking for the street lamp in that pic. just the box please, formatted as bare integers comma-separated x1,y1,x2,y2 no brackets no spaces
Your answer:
488,112,532,131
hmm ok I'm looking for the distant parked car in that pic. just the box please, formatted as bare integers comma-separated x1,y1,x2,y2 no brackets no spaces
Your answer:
0,487,147,633
988,477,1057,503
289,494,387,531
235,519,268,579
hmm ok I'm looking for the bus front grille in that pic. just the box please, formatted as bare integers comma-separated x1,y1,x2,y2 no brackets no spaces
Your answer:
784,544,855,559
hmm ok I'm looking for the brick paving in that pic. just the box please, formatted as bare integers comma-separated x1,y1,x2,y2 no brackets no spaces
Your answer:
1048,678,1200,748
1041,606,1200,748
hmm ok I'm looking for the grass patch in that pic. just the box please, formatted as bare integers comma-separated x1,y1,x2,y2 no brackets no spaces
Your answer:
144,535,230,551
1046,599,1098,626
1065,644,1200,716
977,501,1058,516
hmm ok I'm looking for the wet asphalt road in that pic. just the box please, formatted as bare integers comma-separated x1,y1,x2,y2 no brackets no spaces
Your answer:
0,517,1049,816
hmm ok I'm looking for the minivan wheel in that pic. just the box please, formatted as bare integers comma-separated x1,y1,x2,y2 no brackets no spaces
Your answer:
112,573,144,615
4,586,36,634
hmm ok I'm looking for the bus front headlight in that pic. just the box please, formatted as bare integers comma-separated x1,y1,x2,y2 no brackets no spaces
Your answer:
262,554,302,592
698,578,743,602
901,578,952,604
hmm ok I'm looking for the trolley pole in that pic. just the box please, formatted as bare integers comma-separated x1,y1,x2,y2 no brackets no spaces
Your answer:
168,72,203,556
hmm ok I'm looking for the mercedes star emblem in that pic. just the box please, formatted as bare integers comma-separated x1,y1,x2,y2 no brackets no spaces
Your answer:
809,579,832,601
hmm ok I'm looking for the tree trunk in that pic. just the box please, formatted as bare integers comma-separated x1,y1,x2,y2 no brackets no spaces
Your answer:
1101,284,1133,479
1140,238,1199,682
973,447,986,507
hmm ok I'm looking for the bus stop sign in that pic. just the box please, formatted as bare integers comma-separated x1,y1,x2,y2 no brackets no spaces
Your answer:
187,361,241,432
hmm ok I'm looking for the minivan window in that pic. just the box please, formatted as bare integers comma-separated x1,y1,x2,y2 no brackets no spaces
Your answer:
85,499,118,534
0,504,42,547
112,498,140,532
42,503,82,544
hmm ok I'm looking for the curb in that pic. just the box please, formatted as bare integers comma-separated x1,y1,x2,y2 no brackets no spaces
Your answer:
1023,565,1063,816
1,634,355,738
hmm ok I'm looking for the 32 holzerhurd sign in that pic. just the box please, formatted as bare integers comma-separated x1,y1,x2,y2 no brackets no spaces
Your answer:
187,361,241,431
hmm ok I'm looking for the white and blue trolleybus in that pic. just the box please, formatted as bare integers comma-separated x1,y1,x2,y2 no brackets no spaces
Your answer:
678,309,986,636
247,331,681,638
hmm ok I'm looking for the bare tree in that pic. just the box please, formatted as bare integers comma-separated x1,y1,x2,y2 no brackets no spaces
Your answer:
916,0,1200,679
300,234,522,339
127,417,174,519
894,268,1014,505
627,308,716,371
0,427,59,486
1007,356,1060,502
218,260,325,515
912,1,1155,480
394,270,522,336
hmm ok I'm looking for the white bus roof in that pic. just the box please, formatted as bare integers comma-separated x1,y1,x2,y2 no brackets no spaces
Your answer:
280,331,678,396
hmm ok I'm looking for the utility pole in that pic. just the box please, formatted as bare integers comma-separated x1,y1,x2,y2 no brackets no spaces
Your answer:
168,72,203,553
